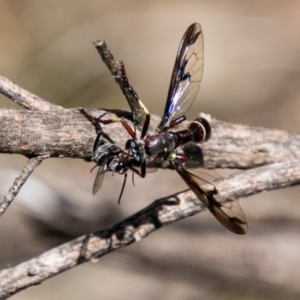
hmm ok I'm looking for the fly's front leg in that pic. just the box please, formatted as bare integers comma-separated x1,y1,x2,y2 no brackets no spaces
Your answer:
80,107,137,140
129,159,146,178
79,108,115,143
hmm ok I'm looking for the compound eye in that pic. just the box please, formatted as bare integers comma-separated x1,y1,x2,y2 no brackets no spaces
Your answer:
125,139,137,150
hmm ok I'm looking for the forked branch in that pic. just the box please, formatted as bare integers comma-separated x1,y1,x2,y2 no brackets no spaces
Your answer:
0,40,299,299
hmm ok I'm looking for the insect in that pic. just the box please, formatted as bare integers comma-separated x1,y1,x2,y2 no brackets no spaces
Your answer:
80,23,248,234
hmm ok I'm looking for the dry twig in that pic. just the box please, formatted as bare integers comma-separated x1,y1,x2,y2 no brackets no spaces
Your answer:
0,40,299,299
0,156,44,216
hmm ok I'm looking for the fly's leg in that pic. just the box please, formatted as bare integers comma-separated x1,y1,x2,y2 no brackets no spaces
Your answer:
79,108,106,132
80,60,151,141
80,107,137,140
79,109,115,143
169,153,189,164
120,61,150,139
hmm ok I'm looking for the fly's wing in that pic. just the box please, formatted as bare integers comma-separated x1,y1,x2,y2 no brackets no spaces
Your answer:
159,23,204,131
92,163,107,195
173,162,248,234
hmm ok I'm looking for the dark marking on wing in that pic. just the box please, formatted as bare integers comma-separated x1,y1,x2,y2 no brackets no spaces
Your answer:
172,162,248,234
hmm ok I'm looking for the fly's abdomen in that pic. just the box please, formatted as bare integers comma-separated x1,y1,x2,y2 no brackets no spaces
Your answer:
145,118,211,159
187,117,211,143
171,118,211,147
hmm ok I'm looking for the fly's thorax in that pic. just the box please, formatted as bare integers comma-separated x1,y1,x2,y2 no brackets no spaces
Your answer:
125,139,145,167
144,133,176,159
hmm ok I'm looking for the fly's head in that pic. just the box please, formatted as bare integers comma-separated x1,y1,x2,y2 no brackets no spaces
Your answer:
92,138,145,175
125,139,145,167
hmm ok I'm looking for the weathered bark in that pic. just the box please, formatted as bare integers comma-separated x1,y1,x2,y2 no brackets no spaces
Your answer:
0,38,299,299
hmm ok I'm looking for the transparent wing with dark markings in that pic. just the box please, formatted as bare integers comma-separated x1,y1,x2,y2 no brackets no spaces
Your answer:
92,163,107,195
172,162,248,234
159,23,204,130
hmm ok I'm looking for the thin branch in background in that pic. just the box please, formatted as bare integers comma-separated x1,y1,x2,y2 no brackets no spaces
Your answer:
0,159,299,299
0,74,62,111
0,156,45,217
0,75,60,212
0,73,62,217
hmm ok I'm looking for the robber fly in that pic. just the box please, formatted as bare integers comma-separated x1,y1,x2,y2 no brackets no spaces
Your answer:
80,23,248,234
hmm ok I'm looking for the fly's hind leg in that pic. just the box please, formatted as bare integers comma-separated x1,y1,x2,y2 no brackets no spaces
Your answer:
80,107,137,140
120,61,150,139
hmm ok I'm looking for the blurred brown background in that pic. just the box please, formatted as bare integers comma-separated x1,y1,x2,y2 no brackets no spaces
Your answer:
0,1,300,299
